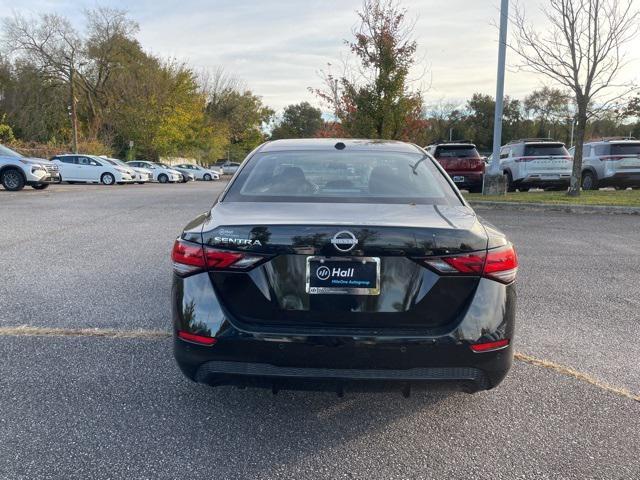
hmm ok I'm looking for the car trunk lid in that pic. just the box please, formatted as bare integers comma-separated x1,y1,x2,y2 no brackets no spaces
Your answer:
197,202,488,333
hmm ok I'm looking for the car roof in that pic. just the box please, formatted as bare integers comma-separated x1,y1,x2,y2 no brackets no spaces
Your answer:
585,138,638,145
505,138,564,146
258,138,422,154
430,143,476,148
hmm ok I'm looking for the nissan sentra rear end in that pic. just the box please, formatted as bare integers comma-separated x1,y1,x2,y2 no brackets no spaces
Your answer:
171,139,518,396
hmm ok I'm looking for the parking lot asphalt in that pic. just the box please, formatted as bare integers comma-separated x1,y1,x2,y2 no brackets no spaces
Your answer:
1,182,639,479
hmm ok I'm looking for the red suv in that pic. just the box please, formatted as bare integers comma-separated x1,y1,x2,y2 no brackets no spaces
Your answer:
425,142,486,193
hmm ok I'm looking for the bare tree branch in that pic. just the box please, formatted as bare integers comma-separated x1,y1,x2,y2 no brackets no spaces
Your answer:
508,0,639,195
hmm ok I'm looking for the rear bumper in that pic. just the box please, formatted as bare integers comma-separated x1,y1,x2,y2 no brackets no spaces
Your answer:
177,340,512,394
448,172,484,189
172,272,516,393
516,174,571,187
598,172,640,187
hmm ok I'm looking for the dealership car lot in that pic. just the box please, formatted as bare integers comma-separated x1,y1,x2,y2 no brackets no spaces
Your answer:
1,182,639,478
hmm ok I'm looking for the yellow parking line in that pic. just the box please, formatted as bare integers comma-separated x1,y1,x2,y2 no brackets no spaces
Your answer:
0,325,170,339
514,352,640,403
0,325,638,402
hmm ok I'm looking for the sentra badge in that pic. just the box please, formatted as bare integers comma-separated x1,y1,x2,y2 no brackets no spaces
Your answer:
213,237,262,246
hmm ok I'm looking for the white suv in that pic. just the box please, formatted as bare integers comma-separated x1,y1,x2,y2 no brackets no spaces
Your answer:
0,144,60,191
571,138,640,190
497,138,572,191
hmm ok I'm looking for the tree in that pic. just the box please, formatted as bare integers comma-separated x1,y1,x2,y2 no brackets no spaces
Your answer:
524,87,573,138
424,101,464,144
0,58,69,142
510,0,639,195
465,93,523,151
622,94,640,118
312,0,427,141
271,102,324,139
205,82,273,161
2,8,139,152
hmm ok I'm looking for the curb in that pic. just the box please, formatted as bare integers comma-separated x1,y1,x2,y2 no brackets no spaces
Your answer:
468,201,640,215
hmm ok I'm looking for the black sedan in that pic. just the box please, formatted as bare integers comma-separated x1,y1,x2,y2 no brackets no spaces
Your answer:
171,139,518,395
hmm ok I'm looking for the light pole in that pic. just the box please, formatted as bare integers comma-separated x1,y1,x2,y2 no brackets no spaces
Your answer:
69,64,79,154
484,0,509,195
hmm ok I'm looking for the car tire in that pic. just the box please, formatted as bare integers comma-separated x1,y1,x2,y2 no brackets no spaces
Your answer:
518,187,530,192
31,184,49,190
158,174,169,183
504,171,515,192
468,186,482,193
203,173,212,181
581,171,598,190
1,168,26,191
101,173,116,185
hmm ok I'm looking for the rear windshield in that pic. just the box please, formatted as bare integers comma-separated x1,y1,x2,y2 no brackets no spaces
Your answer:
434,145,480,158
224,150,461,205
611,143,640,156
524,144,569,156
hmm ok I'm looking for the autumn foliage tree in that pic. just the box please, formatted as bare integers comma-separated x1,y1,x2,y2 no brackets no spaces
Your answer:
312,0,427,141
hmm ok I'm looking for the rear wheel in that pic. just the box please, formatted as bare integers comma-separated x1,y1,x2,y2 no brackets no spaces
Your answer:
1,168,25,191
504,171,515,192
158,174,169,183
517,187,529,192
581,171,598,190
101,173,115,185
203,173,212,181
31,184,49,190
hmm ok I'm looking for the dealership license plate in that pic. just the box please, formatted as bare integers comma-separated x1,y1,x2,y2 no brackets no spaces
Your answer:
306,257,380,295
452,176,465,183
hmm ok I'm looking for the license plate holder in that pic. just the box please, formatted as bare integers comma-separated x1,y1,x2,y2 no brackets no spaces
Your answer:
306,257,380,295
453,176,465,183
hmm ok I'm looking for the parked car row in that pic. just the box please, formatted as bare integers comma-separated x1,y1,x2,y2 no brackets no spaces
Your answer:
427,136,640,192
570,137,640,190
0,147,226,191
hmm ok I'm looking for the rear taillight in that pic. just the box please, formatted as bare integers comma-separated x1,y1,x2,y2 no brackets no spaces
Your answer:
483,245,518,283
171,239,265,275
421,244,518,284
177,330,217,345
470,338,510,352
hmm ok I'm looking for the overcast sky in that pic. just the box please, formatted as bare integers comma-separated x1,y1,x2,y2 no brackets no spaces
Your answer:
2,0,639,112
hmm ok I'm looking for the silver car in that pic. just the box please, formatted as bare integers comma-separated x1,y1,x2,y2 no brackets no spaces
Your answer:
173,163,219,181
221,162,241,175
0,144,60,191
571,137,640,190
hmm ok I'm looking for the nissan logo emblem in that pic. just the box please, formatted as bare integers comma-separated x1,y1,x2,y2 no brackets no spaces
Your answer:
331,230,358,252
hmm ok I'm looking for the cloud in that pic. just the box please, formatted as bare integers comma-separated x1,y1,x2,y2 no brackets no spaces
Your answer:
1,0,638,111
